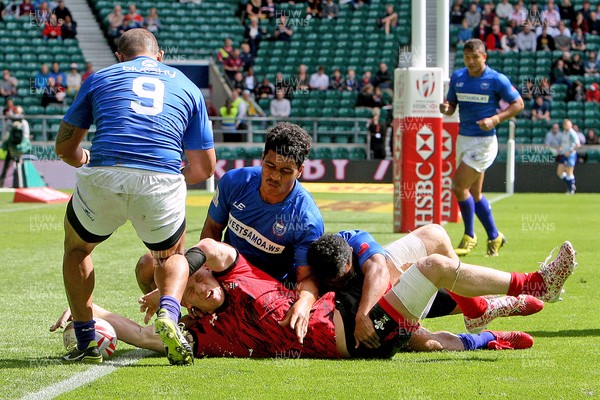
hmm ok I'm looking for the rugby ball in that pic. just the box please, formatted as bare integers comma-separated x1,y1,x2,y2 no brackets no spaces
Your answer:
63,318,118,358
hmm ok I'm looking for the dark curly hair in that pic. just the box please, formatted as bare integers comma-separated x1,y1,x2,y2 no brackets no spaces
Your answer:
264,122,311,168
307,234,353,286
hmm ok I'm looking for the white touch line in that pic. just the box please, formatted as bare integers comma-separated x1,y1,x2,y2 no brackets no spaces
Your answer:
488,193,513,204
20,349,152,400
0,204,64,213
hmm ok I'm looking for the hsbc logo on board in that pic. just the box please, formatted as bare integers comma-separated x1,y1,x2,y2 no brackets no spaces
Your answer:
442,129,453,160
416,126,434,161
416,72,436,98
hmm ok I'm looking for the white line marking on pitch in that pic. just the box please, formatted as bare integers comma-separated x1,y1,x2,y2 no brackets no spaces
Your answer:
20,349,152,400
0,204,64,213
488,193,513,204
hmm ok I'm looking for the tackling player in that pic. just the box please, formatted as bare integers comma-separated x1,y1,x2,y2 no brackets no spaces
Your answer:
55,29,215,365
440,38,524,256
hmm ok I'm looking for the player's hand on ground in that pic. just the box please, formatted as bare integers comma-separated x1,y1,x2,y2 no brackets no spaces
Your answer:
354,314,380,349
477,117,497,131
49,307,72,332
279,298,311,344
139,289,160,324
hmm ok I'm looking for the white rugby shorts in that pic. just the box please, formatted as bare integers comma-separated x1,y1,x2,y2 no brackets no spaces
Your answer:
456,135,498,173
68,166,186,250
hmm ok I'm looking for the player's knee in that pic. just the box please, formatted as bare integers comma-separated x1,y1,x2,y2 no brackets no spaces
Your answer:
415,254,454,285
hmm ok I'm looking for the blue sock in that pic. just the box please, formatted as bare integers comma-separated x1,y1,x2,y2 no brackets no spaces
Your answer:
458,331,496,350
568,175,575,191
74,320,96,351
458,196,475,238
474,196,498,240
160,295,182,324
562,176,570,189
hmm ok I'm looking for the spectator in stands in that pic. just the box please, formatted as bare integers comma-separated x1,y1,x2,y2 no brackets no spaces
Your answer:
495,0,513,20
570,27,586,51
0,70,17,98
2,98,17,117
244,67,258,93
260,0,275,20
231,71,246,92
205,99,218,118
572,12,589,34
500,26,518,52
545,123,562,148
321,0,338,20
480,2,496,26
274,15,293,41
356,84,378,108
377,4,398,36
450,3,464,25
485,24,503,51
373,63,392,95
294,64,310,92
367,108,386,159
531,96,551,122
538,77,553,101
570,53,584,76
42,13,62,40
569,79,585,102
309,65,329,91
343,68,359,92
244,17,266,57
542,2,561,34
61,14,77,39
37,1,52,23
573,123,586,145
329,68,343,91
585,128,598,145
244,0,263,21
527,3,542,30
219,99,239,142
144,7,161,34
122,4,144,31
3,0,18,18
589,11,600,34
81,62,93,81
519,78,535,115
223,48,243,82
473,20,490,42
371,86,385,108
358,70,372,92
458,18,473,44
586,82,600,102
270,88,291,118
53,0,71,21
559,0,575,22
536,26,556,51
107,4,124,40
217,37,234,64
255,77,275,99
560,51,573,75
509,1,526,26
465,3,481,28
306,0,322,20
34,63,50,91
578,1,592,27
584,51,599,76
274,71,292,98
66,63,81,96
554,21,572,51
551,59,571,86
41,76,63,108
239,43,253,71
19,0,33,18
49,62,66,83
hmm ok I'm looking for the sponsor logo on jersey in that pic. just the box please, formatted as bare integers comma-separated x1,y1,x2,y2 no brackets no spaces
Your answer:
456,82,464,87
228,214,285,254
233,201,245,211
456,93,489,103
122,64,176,78
480,82,490,90
272,220,287,237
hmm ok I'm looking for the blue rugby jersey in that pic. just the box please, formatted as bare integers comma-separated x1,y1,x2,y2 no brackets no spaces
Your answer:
64,56,213,174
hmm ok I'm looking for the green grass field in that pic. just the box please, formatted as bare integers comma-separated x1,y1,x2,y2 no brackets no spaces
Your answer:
1,189,599,399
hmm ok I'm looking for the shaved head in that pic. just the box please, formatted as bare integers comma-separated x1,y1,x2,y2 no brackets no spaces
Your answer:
117,28,160,60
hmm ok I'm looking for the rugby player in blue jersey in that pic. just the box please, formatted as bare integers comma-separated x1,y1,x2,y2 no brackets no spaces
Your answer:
55,29,215,365
440,39,524,256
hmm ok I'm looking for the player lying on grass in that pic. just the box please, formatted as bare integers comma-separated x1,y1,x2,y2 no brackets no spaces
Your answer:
51,238,576,358
316,224,549,350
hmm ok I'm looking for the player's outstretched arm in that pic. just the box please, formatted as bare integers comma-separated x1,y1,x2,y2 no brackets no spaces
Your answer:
55,121,90,167
183,148,216,185
279,265,318,344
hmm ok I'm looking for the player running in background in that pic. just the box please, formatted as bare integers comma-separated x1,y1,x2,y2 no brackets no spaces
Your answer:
556,119,580,195
55,28,215,365
440,38,524,257
136,122,332,344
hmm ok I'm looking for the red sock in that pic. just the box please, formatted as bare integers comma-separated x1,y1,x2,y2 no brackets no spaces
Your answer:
507,272,545,297
448,292,488,318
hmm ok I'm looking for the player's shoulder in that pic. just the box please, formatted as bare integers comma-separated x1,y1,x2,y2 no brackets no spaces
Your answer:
484,66,510,81
222,166,261,185
450,68,469,81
